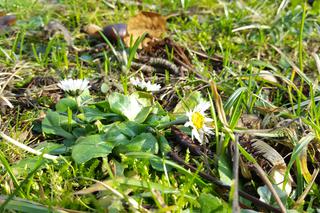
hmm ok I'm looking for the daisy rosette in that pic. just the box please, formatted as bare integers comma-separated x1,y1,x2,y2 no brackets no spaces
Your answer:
57,79,90,97
184,102,214,144
130,77,161,92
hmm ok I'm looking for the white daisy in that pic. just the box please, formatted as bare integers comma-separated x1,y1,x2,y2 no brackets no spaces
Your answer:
130,77,141,87
184,102,214,144
144,81,161,92
130,77,161,92
57,79,90,96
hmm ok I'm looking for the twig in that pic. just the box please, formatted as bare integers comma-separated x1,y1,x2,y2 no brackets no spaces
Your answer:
232,135,240,213
168,152,282,213
252,163,286,213
0,131,59,161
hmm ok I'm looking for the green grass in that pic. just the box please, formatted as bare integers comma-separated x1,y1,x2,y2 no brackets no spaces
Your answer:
1,0,320,212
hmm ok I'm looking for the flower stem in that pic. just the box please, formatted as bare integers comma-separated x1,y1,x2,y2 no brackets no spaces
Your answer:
156,117,188,129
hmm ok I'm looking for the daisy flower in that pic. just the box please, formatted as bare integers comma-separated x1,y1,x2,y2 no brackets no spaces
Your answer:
184,102,214,144
130,77,161,92
57,79,90,96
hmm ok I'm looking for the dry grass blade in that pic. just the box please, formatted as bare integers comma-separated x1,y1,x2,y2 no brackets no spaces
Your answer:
0,63,25,110
300,148,312,183
251,139,285,166
0,131,59,161
258,70,279,84
276,0,289,15
210,80,228,126
312,52,320,75
232,24,270,33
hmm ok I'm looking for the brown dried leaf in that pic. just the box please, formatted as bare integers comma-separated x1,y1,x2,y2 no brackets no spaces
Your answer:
258,70,278,84
125,11,166,47
251,139,293,195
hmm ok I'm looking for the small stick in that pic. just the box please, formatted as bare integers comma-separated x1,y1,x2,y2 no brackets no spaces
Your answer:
252,163,286,213
232,135,240,213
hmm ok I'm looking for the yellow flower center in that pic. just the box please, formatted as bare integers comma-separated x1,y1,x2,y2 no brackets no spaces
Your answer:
191,112,205,130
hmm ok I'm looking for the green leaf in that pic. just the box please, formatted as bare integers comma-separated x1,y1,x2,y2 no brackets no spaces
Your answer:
94,100,110,112
199,193,230,213
42,110,75,139
218,154,233,185
150,156,172,172
108,92,141,120
131,91,154,106
158,135,171,156
78,107,119,122
35,142,67,155
145,114,170,126
0,195,59,213
108,93,151,123
173,91,205,113
134,106,152,123
285,133,315,189
115,133,159,154
72,134,114,164
257,185,287,206
117,121,147,138
104,124,130,146
55,98,77,112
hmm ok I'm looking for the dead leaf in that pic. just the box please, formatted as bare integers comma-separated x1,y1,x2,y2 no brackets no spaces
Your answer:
251,139,293,195
258,70,278,84
124,11,166,47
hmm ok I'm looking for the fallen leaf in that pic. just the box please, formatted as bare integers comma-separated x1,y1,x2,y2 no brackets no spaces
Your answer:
124,11,166,47
251,139,293,195
259,70,278,84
